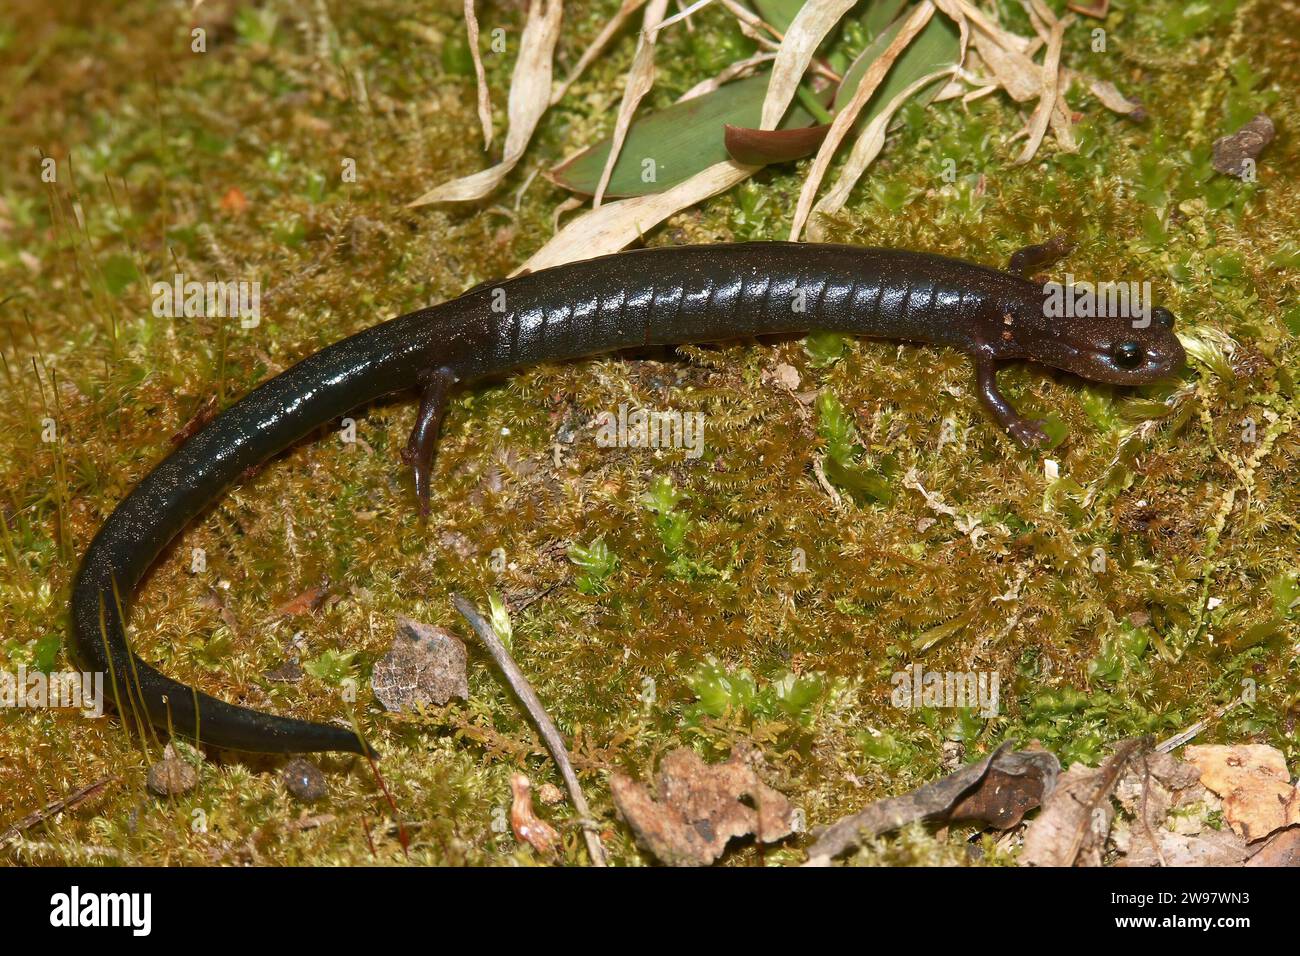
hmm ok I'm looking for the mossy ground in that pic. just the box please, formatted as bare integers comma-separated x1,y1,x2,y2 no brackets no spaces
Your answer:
1,0,1296,865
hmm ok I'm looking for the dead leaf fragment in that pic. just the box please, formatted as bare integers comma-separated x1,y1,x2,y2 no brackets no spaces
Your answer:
1021,737,1145,866
1113,750,1217,865
1184,743,1300,842
949,748,1060,829
371,617,469,712
1247,826,1300,867
276,584,329,617
765,362,802,391
1117,827,1252,868
611,748,796,866
807,743,1058,862
510,773,560,855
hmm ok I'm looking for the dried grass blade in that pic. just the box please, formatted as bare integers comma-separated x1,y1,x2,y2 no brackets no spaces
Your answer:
594,0,671,207
809,65,957,232
465,0,493,151
1013,12,1067,165
409,0,563,206
789,0,936,239
515,160,754,274
760,0,858,131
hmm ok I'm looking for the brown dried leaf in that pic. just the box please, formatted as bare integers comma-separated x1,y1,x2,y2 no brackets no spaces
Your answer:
275,584,329,617
510,773,560,855
370,617,469,712
1021,737,1145,866
1068,0,1108,17
1247,826,1300,867
1079,74,1141,116
1184,743,1300,842
1119,827,1252,868
789,0,937,239
1113,750,1214,865
957,0,1040,102
611,748,796,866
949,748,1060,829
808,743,1056,861
724,122,830,164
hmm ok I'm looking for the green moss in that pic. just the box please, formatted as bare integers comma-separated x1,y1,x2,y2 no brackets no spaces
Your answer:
2,0,1297,866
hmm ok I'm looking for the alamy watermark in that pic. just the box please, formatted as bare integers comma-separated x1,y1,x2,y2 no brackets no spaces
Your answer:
50,886,151,936
1043,274,1153,327
594,403,705,459
152,272,262,328
891,664,1000,719
1,666,104,717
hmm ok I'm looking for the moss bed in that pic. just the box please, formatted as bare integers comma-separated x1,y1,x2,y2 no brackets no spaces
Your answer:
0,0,1296,865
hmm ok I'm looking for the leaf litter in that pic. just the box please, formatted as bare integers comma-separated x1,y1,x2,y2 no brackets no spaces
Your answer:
421,0,1144,266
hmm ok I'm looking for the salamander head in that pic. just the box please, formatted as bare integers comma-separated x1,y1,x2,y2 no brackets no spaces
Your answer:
1004,297,1185,386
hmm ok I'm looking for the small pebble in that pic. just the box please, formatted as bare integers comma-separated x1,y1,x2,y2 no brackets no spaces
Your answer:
146,747,198,796
264,659,303,683
1211,113,1275,178
282,758,328,803
537,783,565,805
371,617,469,712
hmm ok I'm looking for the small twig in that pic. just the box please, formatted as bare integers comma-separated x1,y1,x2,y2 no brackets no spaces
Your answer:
1155,698,1243,753
1,776,118,846
453,593,608,866
510,581,561,616
362,747,410,860
811,454,843,508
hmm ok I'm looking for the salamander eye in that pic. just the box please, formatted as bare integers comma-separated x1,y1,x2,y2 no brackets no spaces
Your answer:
1112,341,1145,370
1152,306,1176,329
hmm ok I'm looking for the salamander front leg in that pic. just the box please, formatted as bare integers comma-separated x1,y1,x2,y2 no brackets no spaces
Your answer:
401,366,456,515
1007,233,1076,278
974,354,1048,449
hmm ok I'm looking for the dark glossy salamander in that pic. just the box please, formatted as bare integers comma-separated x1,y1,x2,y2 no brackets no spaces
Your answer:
70,241,1184,755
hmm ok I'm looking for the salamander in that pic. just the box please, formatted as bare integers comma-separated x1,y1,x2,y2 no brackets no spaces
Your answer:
69,240,1185,756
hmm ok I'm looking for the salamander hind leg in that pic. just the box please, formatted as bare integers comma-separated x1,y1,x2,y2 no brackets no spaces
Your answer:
1007,233,1077,278
402,366,456,514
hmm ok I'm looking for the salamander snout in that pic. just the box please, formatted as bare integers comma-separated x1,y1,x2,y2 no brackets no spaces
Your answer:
1015,300,1185,386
